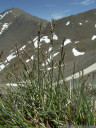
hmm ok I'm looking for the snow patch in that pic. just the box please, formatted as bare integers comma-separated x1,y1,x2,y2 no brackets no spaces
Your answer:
0,23,11,34
92,35,96,40
53,52,59,57
5,53,16,62
48,47,52,52
26,55,34,63
86,20,88,22
42,52,59,66
31,55,34,60
47,67,56,71
33,36,38,42
53,34,58,40
42,63,45,66
95,24,96,28
75,41,79,44
34,40,40,48
45,58,51,65
28,41,32,44
46,47,53,53
33,36,50,48
66,21,70,26
47,67,52,71
33,34,58,48
42,58,51,66
45,47,53,53
64,39,71,46
33,37,38,48
10,49,14,53
0,52,16,71
26,59,30,63
72,48,85,56
40,36,50,43
0,64,5,71
0,10,12,20
19,45,26,51
79,23,82,25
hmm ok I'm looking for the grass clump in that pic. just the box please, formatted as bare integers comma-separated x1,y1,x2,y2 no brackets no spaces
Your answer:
0,20,96,127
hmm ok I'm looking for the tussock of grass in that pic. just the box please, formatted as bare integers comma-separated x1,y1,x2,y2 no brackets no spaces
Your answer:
0,20,96,127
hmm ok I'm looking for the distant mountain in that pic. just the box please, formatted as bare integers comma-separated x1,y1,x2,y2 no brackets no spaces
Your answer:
0,8,96,86
0,8,49,57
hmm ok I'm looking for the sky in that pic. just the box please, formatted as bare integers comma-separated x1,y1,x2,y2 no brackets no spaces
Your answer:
0,0,96,20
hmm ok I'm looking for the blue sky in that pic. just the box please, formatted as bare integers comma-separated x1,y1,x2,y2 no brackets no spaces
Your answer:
0,0,96,20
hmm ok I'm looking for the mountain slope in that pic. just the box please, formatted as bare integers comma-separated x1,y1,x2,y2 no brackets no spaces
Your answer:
0,8,49,58
0,8,96,85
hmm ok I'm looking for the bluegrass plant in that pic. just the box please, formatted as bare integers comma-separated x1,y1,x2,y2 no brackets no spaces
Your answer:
0,20,96,127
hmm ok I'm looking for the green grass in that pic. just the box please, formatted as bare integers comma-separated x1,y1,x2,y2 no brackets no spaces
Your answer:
0,20,96,127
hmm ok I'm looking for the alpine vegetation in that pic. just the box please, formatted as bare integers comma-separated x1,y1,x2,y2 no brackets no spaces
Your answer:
0,19,96,128
0,8,96,127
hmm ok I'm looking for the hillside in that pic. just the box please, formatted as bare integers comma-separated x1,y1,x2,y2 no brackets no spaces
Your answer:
0,8,49,58
0,8,96,85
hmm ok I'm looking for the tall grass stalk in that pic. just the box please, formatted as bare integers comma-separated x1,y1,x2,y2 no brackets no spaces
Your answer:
37,22,42,106
50,20,55,106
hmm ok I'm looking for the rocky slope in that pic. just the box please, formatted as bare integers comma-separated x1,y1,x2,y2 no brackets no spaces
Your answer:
0,8,96,86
